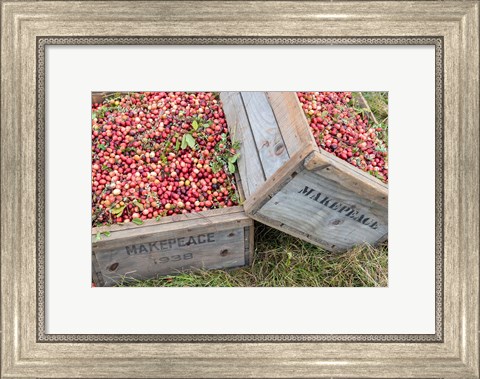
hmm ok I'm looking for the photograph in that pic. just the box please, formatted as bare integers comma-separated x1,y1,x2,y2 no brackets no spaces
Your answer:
2,1,478,377
91,91,388,287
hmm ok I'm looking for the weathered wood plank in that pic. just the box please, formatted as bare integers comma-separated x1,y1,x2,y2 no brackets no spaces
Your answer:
92,91,127,105
91,92,107,104
243,227,250,265
93,217,251,253
91,253,105,287
234,172,246,203
243,149,313,214
250,211,338,251
249,225,254,265
267,91,318,157
241,92,290,178
92,205,247,234
92,205,253,286
304,150,388,208
95,227,246,286
220,92,266,198
257,168,388,251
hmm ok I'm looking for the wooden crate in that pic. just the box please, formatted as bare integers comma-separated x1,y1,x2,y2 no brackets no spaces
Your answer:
91,91,109,104
220,92,388,252
91,91,253,286
92,206,253,287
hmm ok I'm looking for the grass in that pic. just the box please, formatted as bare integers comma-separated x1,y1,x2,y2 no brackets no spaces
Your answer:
114,92,389,288
358,91,389,125
118,223,388,288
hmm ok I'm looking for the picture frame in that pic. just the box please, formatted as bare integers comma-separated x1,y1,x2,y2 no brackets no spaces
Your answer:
1,1,478,378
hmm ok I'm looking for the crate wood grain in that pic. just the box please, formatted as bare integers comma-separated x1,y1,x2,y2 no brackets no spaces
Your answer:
92,92,108,104
92,206,253,286
220,91,388,252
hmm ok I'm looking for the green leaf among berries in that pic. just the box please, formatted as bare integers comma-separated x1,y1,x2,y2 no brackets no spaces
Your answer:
132,218,144,225
110,205,126,216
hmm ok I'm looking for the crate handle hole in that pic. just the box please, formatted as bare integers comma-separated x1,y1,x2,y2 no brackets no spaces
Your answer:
274,143,285,155
291,171,298,178
220,249,229,257
108,263,119,272
228,232,235,237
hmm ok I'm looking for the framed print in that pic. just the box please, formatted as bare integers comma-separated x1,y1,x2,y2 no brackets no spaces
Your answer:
1,1,478,378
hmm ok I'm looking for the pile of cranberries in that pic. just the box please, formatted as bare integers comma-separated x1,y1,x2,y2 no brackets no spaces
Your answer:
297,92,388,183
91,92,239,227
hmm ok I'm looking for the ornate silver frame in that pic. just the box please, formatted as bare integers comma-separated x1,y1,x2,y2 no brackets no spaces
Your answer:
2,2,478,378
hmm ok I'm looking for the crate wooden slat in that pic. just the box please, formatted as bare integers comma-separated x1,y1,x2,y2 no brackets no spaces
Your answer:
91,92,108,104
221,92,267,198
220,91,388,252
267,91,318,157
92,206,253,287
241,91,291,177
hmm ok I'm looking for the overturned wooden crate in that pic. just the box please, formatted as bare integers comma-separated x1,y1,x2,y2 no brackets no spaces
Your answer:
220,92,387,252
92,206,253,287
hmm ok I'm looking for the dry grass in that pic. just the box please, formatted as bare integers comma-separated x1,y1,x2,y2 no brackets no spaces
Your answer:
360,91,389,124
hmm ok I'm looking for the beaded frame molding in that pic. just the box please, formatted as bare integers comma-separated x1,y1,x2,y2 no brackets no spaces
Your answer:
36,36,444,343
